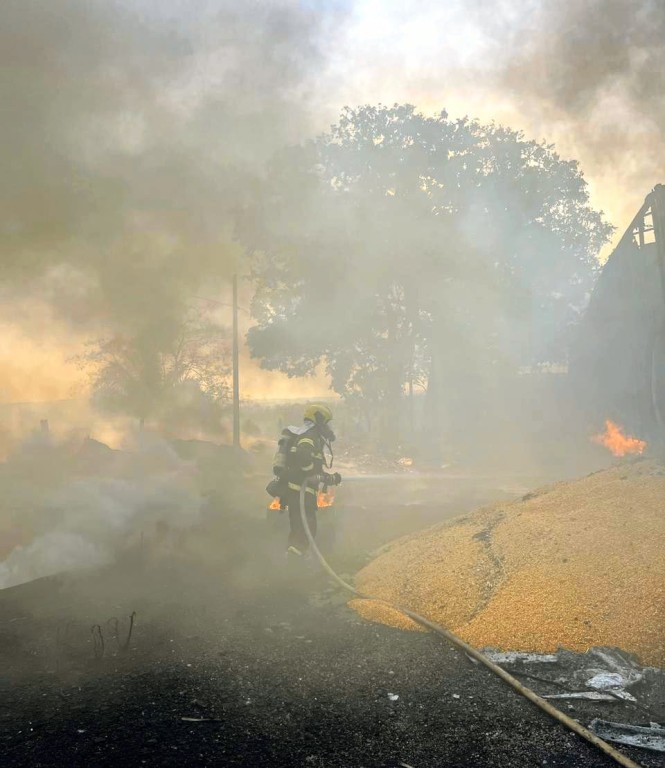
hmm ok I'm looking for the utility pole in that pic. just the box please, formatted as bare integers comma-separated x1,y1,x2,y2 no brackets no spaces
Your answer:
232,273,241,449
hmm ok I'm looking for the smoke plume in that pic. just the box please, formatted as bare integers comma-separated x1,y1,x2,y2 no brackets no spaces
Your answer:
0,0,346,335
0,435,201,589
487,0,665,206
325,0,664,239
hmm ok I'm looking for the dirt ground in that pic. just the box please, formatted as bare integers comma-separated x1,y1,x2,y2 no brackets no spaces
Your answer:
2,472,664,768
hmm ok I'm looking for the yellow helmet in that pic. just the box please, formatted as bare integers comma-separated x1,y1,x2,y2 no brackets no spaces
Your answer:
304,402,333,424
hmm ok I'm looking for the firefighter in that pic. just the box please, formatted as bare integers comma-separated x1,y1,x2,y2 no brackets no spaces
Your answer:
285,403,341,557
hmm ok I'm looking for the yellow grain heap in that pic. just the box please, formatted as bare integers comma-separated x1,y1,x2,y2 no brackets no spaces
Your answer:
350,461,665,666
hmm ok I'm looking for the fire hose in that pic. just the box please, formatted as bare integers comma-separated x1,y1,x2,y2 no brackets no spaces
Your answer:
299,480,644,768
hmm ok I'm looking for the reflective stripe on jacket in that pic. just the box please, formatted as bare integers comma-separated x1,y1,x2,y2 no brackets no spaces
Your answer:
287,429,324,495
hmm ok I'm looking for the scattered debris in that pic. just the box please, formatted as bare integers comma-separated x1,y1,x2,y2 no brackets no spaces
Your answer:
484,652,558,664
587,672,628,690
543,692,630,702
180,717,221,723
105,611,136,653
589,719,665,753
387,693,399,701
479,647,656,708
90,612,136,659
584,648,645,689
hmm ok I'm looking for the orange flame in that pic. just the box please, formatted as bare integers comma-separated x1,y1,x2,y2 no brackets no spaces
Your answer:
592,419,646,457
269,487,336,510
317,487,336,507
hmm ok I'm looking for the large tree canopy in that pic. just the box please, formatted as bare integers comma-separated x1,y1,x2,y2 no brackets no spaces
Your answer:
244,105,613,441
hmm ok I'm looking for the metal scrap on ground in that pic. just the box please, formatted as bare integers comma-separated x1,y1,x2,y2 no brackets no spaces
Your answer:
589,720,665,753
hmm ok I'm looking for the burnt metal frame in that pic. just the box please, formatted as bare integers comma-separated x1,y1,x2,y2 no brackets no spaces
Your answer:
618,184,665,309
611,185,665,447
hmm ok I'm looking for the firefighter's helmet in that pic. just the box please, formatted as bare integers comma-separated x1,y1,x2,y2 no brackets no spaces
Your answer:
304,403,333,424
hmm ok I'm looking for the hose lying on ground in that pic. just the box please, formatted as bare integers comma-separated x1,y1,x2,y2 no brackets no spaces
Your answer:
299,481,644,768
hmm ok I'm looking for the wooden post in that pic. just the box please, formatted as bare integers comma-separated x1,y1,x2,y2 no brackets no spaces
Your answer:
232,274,241,449
408,374,414,438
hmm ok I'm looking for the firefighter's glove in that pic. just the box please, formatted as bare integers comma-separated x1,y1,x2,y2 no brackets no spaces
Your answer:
329,472,342,486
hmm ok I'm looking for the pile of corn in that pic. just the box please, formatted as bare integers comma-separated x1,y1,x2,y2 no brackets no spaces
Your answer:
350,461,665,666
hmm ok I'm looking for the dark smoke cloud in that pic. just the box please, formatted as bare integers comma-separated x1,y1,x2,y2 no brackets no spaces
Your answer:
477,0,665,214
327,0,663,237
0,0,347,333
497,0,664,115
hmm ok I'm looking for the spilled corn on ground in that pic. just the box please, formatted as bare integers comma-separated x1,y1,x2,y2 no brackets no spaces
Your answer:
350,460,665,666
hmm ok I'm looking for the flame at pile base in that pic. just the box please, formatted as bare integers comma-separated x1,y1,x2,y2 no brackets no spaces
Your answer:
269,488,335,510
592,419,646,457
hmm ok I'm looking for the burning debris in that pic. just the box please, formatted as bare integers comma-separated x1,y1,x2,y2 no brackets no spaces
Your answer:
268,488,336,511
592,419,647,457
350,461,665,666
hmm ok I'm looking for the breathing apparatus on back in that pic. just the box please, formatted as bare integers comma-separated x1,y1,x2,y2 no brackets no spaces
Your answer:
266,403,337,506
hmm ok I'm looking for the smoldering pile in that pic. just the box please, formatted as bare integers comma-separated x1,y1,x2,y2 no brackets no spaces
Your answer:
0,435,202,590
350,460,665,666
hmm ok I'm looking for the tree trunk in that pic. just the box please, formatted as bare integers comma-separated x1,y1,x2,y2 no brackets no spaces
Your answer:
423,343,443,462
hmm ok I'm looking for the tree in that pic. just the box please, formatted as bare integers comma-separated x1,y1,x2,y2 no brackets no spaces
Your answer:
77,310,231,429
243,105,614,448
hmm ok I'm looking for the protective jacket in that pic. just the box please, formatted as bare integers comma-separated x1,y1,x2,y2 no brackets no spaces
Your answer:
286,422,326,499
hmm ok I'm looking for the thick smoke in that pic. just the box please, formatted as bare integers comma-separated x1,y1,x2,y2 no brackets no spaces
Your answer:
0,435,201,589
327,0,664,235
0,1,350,586
0,0,346,333
490,0,665,159
466,0,665,222
1,1,659,589
489,0,664,118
